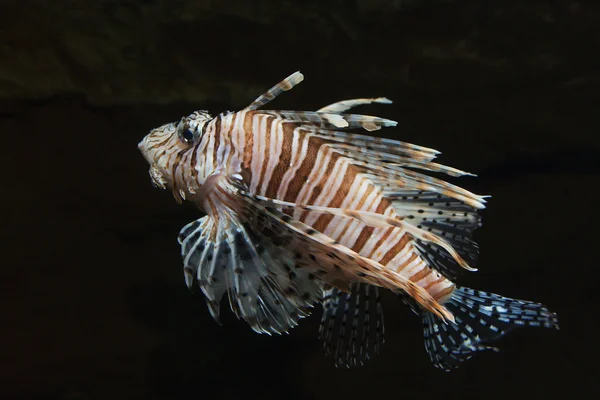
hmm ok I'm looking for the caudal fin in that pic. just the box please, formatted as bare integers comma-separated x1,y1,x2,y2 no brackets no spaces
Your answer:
422,286,559,371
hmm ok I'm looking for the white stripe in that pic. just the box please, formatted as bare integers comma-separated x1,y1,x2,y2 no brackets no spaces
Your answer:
338,190,383,249
293,146,331,217
387,240,414,273
191,121,211,186
416,271,442,290
304,157,348,226
230,111,246,172
324,178,371,239
249,114,268,193
204,122,216,180
358,206,394,258
216,114,232,166
428,281,453,300
400,254,426,277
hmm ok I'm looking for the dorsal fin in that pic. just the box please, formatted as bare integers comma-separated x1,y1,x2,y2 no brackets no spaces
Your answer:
318,97,392,113
245,71,304,111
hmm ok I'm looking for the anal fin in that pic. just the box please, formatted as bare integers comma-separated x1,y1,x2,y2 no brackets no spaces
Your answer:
319,283,385,368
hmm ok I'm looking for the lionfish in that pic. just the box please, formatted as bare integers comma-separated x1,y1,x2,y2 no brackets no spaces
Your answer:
138,72,558,370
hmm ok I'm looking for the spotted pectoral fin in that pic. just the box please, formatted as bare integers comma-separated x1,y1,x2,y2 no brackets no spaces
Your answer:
178,210,320,335
233,189,454,323
319,283,385,368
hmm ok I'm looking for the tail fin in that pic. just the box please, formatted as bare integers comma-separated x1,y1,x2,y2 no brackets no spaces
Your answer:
422,286,559,371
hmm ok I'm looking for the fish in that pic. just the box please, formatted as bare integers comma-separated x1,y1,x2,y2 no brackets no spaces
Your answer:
138,71,559,370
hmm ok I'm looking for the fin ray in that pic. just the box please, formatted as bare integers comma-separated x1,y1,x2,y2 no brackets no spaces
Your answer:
421,286,559,371
233,186,455,323
178,207,320,334
319,283,385,368
237,192,477,274
261,110,397,132
318,97,392,113
245,71,304,111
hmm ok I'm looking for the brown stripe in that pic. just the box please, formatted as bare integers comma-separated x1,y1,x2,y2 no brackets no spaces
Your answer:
211,115,222,172
407,259,428,281
312,214,334,233
367,205,395,258
265,121,293,199
311,152,355,232
171,146,188,190
284,135,322,203
434,285,455,302
257,115,274,196
379,232,410,266
333,182,373,248
146,135,172,152
177,149,191,193
242,112,254,168
297,148,335,223
352,189,386,254
239,112,254,184
222,112,239,167
306,149,338,204
424,276,444,291
326,154,357,208
190,132,202,184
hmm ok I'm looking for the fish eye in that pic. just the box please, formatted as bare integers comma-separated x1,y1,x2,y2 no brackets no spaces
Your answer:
180,128,195,143
177,121,198,144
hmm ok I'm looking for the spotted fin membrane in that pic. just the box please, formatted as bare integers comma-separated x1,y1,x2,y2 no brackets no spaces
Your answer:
236,189,558,370
319,283,385,368
178,210,320,335
234,186,455,323
420,286,559,371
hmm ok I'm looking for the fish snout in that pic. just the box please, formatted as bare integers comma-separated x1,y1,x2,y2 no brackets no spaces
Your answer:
138,136,156,165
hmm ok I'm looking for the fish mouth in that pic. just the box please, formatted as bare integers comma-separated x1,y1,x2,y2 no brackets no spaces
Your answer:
138,139,167,189
149,164,167,189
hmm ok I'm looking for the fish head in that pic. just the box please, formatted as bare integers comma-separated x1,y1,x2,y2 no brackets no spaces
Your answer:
138,110,213,193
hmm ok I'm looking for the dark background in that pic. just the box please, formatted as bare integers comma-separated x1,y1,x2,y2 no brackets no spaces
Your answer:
2,0,599,399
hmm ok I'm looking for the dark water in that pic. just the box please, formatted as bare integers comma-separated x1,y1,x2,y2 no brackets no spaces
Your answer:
2,1,599,399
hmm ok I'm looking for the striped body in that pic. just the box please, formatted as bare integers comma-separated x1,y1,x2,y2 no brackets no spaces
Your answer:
166,110,453,302
139,72,558,370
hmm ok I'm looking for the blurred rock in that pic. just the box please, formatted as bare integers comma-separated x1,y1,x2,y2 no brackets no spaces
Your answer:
1,0,599,106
